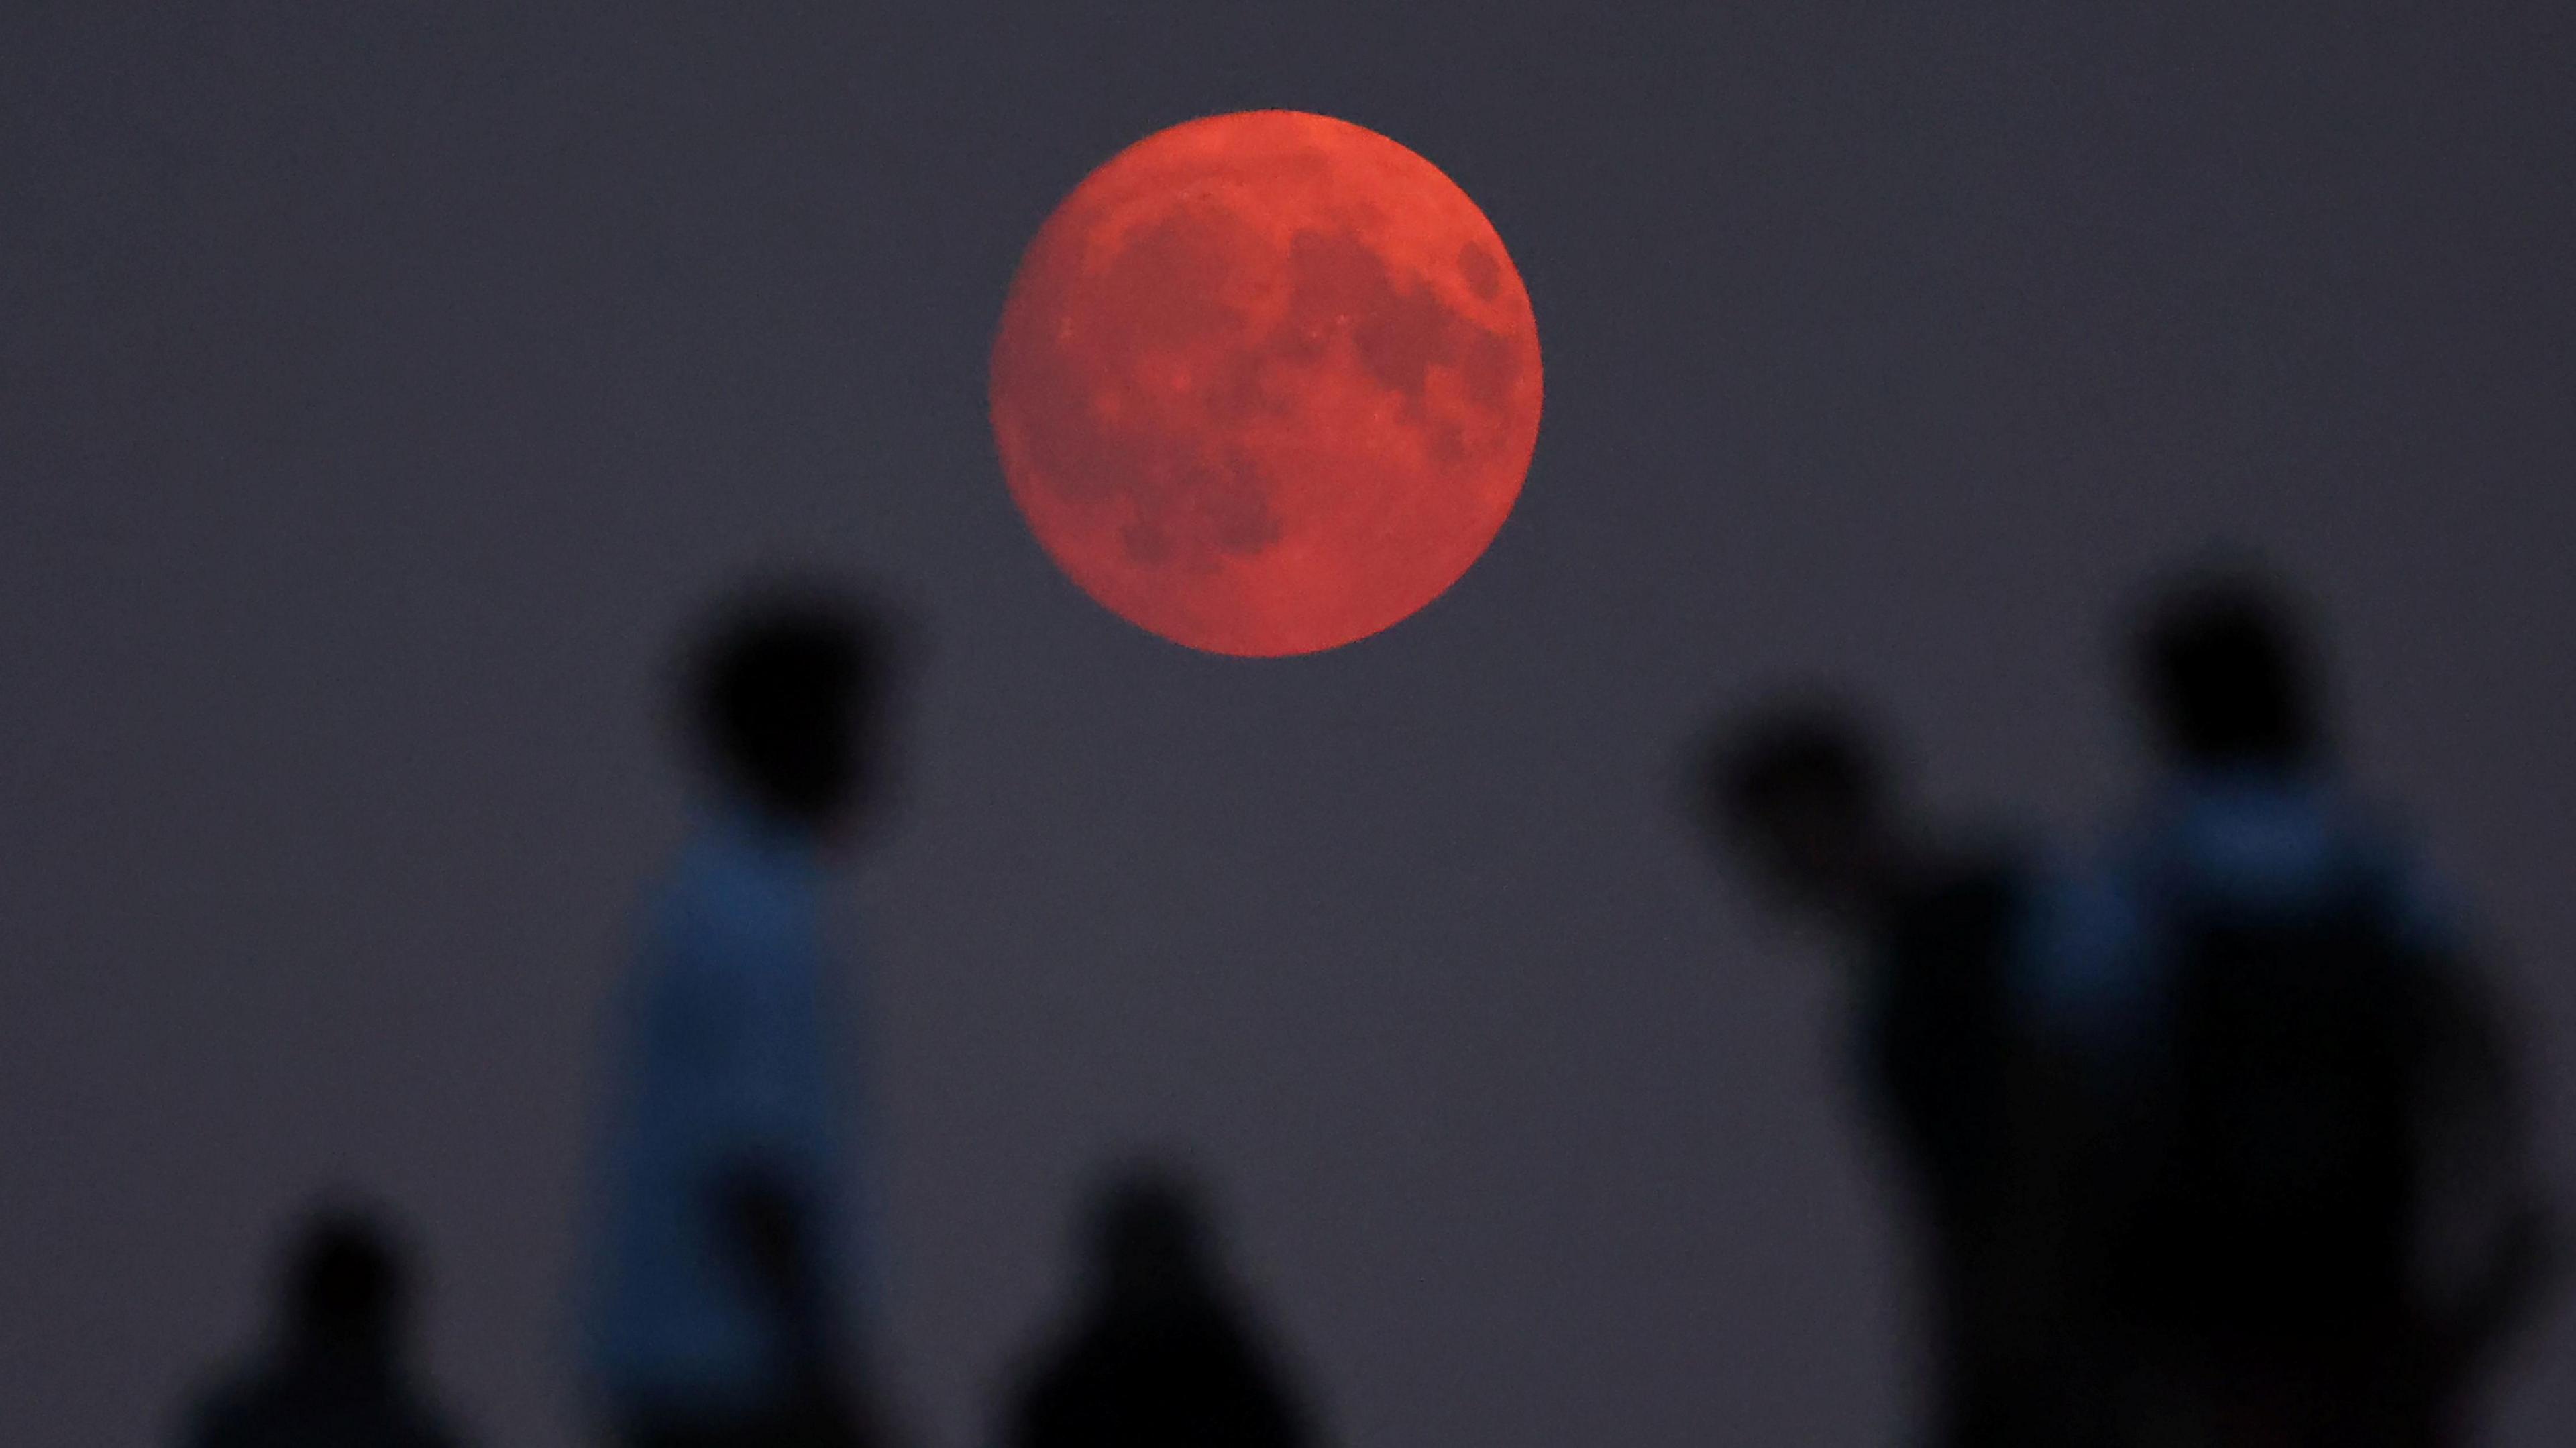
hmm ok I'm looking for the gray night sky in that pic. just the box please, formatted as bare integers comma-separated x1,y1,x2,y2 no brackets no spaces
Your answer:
2,5,2571,1447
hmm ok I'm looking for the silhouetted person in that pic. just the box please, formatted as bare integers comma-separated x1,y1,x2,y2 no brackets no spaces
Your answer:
582,583,906,1448
183,1206,466,1448
1700,701,2056,1448
2025,567,2553,1447
1006,1165,1315,1448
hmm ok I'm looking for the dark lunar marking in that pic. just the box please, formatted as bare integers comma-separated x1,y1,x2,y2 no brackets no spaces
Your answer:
1457,242,1501,301
1283,229,1395,343
1206,347,1291,425
1010,339,1148,515
1121,515,1173,567
1003,350,1116,510
1460,329,1521,412
1201,453,1283,556
1277,227,1483,414
1010,199,1525,592
1354,282,1467,402
1270,318,1331,368
1007,202,1269,535
1095,201,1256,348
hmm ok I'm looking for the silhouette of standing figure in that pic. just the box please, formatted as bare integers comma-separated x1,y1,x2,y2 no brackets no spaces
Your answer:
1698,700,2065,1448
1006,1165,1315,1448
182,1205,467,1448
2025,566,2556,1448
582,583,906,1448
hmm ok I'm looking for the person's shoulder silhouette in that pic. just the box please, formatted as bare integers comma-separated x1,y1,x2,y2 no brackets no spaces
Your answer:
1698,698,2077,1448
1698,698,2032,1200
186,1205,465,1448
1008,1166,1313,1448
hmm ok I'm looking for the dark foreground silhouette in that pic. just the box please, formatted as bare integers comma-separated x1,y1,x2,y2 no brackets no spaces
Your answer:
2015,568,2558,1448
182,1206,467,1448
582,582,908,1448
1006,1166,1317,1448
1702,700,2055,1448
1697,564,2560,1448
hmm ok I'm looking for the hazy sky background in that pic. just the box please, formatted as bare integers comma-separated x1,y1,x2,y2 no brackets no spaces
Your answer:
3,4,2571,1446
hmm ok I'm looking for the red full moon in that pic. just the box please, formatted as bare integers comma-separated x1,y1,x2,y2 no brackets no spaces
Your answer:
990,111,1543,657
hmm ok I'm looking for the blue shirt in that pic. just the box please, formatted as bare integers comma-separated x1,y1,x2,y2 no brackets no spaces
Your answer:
2021,769,2456,1072
582,812,869,1419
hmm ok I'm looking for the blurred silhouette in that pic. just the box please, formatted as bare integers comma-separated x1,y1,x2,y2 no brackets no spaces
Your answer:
2021,567,2556,1447
1004,1163,1316,1448
182,1204,467,1448
581,583,906,1448
1699,701,2059,1448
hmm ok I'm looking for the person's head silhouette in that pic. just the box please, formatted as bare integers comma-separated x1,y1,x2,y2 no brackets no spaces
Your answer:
2133,567,2324,773
1009,1162,1313,1448
1086,1164,1216,1306
1701,698,1904,930
280,1207,411,1364
684,583,902,842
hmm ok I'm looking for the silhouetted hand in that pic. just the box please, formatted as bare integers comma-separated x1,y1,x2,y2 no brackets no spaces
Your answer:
718,1162,855,1419
717,1169,907,1448
720,1170,811,1317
